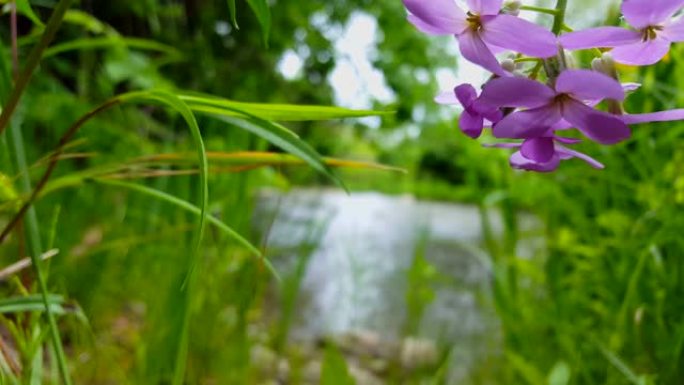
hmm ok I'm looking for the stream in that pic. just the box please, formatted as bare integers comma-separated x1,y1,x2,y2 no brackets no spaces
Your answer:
254,188,543,382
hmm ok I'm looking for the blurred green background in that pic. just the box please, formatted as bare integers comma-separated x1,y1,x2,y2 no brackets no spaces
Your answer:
1,0,683,384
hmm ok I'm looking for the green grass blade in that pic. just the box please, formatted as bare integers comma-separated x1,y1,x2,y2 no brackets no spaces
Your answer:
217,115,347,191
117,90,209,385
15,0,44,27
179,93,391,121
63,9,110,34
598,344,644,385
134,151,406,173
92,178,267,263
0,295,66,315
227,0,238,29
43,37,182,59
246,0,271,46
119,90,209,278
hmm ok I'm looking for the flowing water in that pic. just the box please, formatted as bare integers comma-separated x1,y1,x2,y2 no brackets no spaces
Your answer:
254,188,543,381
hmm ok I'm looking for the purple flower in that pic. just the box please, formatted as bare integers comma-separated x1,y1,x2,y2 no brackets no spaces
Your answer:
402,0,558,75
478,69,631,144
560,0,684,66
488,135,604,172
436,83,503,138
620,109,684,124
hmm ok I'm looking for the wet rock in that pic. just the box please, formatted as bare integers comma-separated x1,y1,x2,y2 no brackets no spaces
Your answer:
400,337,438,370
348,364,384,385
251,344,279,373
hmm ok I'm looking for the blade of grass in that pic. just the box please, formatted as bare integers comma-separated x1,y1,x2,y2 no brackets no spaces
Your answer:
116,91,210,385
0,249,58,281
598,344,644,385
0,0,75,136
14,0,44,28
227,0,238,29
179,93,392,121
246,0,271,47
0,295,67,315
215,115,347,191
133,151,406,173
119,90,209,281
91,178,277,276
43,37,182,59
6,114,72,385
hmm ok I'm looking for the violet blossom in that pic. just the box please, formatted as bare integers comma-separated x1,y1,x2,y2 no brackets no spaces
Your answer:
560,0,684,65
402,0,558,75
488,135,604,172
477,69,631,144
435,83,503,138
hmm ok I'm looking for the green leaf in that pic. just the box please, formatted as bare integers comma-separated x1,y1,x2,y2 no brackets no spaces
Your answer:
179,93,392,121
321,345,356,385
119,90,209,281
246,0,271,47
92,178,274,276
134,151,406,173
179,94,350,190
0,294,66,314
216,115,347,192
14,0,44,27
43,37,182,59
548,361,571,385
227,0,238,29
63,9,110,34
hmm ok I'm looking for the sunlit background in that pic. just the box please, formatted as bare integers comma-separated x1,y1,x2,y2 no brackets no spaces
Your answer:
1,0,683,384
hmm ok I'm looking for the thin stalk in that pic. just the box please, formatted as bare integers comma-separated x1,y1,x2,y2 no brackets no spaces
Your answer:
0,0,75,136
10,1,19,80
4,1,75,384
0,99,121,244
543,0,570,80
519,5,559,16
551,0,568,35
7,118,72,385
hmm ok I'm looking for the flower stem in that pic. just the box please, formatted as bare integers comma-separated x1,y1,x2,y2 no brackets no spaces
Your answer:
519,5,559,16
551,0,568,35
0,0,74,136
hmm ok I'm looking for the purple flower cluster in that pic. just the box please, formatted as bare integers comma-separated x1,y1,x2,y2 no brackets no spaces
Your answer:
404,0,684,172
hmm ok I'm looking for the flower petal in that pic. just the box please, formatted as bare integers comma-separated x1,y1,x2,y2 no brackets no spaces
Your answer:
555,69,625,101
403,0,468,35
621,0,684,29
459,111,485,138
556,145,605,169
510,151,560,172
662,17,684,42
521,137,555,163
482,108,504,123
492,104,562,139
478,77,555,108
457,30,507,76
622,82,642,92
466,0,502,15
455,83,477,107
609,37,671,66
553,136,582,144
559,27,641,49
480,15,558,58
561,100,631,144
621,109,684,124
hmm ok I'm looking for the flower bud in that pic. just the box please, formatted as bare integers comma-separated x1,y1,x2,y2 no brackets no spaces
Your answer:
563,50,576,69
591,58,605,73
501,59,517,73
502,0,521,16
600,52,617,75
